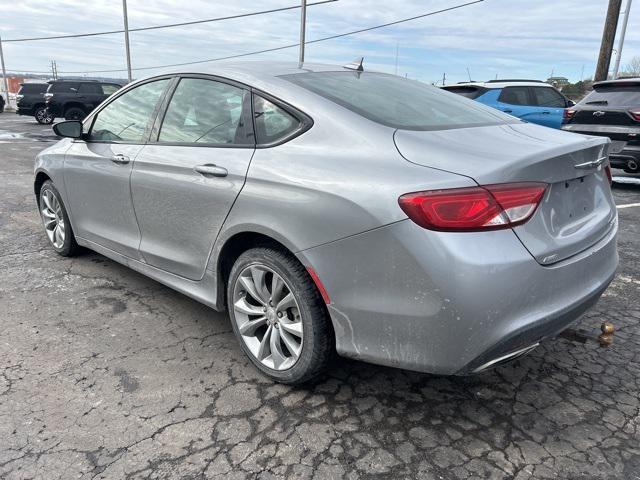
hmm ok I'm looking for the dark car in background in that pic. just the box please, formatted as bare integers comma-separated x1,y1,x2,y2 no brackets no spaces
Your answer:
16,83,50,124
45,80,123,121
562,78,640,174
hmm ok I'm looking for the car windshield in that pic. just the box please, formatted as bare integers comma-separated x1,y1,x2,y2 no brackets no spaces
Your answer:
580,86,640,107
281,71,514,130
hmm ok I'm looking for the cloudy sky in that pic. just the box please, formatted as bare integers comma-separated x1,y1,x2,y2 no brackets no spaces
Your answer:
1,0,639,84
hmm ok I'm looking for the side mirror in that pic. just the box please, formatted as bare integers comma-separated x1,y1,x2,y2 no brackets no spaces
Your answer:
53,120,83,139
566,99,576,107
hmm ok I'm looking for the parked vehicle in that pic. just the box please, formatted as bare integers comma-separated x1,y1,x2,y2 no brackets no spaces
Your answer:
0,93,5,113
442,80,574,129
16,83,51,124
34,63,618,385
562,78,640,174
44,79,123,121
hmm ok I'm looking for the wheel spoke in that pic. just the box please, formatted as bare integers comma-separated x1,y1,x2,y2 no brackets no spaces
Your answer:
54,225,63,246
279,328,301,358
239,275,266,306
250,267,270,303
256,325,273,360
238,316,267,336
234,296,265,316
276,292,295,312
271,274,285,304
41,208,55,219
43,218,56,229
269,327,287,369
42,191,53,211
279,320,303,338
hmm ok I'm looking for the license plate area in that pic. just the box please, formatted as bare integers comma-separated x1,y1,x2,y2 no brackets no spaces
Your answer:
550,175,596,226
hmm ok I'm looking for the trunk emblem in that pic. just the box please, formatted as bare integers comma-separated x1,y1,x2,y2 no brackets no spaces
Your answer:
593,111,606,117
574,156,607,170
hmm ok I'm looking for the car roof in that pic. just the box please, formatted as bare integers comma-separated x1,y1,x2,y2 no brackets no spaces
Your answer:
593,77,640,88
446,81,556,89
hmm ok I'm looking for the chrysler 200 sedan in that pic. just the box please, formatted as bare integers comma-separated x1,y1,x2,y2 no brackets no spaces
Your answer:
34,62,618,385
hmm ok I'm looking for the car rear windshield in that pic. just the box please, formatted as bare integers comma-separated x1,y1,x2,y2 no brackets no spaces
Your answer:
19,84,47,94
281,72,514,131
580,86,640,107
441,86,484,99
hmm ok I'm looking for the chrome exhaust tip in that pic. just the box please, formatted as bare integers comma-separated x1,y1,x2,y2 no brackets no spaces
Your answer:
473,343,540,373
628,159,638,171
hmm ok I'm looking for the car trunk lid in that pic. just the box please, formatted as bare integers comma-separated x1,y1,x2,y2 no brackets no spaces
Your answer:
394,123,617,265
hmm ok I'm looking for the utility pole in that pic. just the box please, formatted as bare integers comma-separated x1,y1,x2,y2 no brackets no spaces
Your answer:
594,0,622,81
613,0,633,79
122,0,133,82
442,72,446,86
0,36,10,110
298,0,307,65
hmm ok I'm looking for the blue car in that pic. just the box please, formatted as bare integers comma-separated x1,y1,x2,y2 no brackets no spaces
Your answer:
442,80,574,129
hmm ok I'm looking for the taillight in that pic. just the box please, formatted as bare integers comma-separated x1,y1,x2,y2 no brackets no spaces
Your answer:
398,183,547,232
630,110,640,121
605,164,612,184
563,109,576,120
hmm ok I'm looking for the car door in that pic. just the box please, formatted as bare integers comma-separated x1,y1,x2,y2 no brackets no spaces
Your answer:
130,76,255,280
64,78,172,259
495,86,533,120
528,86,568,129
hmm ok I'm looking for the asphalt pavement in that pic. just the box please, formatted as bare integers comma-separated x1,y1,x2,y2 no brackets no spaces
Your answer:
1,112,640,479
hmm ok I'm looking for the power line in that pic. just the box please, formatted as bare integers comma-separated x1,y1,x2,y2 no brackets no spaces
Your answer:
10,0,485,75
2,0,337,43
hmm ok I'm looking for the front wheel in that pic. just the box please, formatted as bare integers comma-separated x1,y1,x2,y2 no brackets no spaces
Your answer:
35,107,54,124
39,180,79,256
227,247,333,385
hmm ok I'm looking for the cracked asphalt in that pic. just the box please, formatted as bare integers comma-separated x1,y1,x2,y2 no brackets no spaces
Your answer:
1,112,640,480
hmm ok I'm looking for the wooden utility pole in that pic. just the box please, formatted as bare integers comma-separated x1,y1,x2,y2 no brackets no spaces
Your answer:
594,0,622,81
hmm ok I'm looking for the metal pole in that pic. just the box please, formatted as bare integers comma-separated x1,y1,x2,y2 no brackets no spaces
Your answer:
122,0,133,82
595,0,622,81
613,0,632,79
298,0,307,65
0,37,10,110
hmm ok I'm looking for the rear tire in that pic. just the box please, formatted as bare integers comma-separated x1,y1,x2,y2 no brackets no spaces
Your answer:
64,107,86,121
227,247,333,385
39,180,79,256
35,107,54,124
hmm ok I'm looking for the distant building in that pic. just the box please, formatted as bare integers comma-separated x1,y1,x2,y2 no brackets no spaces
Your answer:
547,76,570,88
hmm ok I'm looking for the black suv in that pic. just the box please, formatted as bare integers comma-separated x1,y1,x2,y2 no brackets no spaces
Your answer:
16,83,50,124
562,78,640,173
45,80,123,121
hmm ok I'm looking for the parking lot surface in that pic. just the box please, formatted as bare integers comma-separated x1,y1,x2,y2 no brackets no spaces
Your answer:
1,113,640,479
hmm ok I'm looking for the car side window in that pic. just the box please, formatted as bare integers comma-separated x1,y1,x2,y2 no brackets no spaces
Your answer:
253,95,301,144
101,84,121,95
498,87,530,106
78,83,101,94
531,87,566,108
88,79,169,143
158,78,250,145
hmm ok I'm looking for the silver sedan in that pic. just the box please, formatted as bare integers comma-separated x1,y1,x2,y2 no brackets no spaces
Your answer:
34,62,618,384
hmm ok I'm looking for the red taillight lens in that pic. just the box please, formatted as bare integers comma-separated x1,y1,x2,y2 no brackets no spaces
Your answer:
630,110,640,121
398,183,547,232
605,164,613,184
563,109,576,120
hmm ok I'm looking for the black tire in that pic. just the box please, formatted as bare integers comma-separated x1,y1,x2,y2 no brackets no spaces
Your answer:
34,107,54,125
227,247,333,385
39,180,79,257
64,107,86,121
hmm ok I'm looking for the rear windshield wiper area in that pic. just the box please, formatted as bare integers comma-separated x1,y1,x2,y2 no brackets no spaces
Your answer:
585,100,608,105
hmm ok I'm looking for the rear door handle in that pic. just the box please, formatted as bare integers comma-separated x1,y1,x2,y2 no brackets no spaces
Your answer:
502,109,513,113
194,164,228,177
541,111,551,115
111,154,130,164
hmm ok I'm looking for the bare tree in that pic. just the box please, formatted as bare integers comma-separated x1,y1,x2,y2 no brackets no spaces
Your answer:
623,56,640,77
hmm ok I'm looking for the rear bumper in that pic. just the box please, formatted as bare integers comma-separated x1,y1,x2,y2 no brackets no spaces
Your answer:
299,218,618,375
16,106,34,116
609,146,640,169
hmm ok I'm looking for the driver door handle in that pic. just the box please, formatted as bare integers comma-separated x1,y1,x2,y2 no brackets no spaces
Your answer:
111,154,130,164
194,164,228,177
502,109,513,113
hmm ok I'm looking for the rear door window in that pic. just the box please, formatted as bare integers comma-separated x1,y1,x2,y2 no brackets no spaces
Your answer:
101,84,121,95
531,87,566,108
498,87,530,106
19,84,47,94
78,83,101,94
49,82,80,93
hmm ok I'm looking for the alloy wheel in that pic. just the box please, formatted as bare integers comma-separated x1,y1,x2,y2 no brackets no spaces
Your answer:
232,264,303,370
36,108,53,124
41,189,65,249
